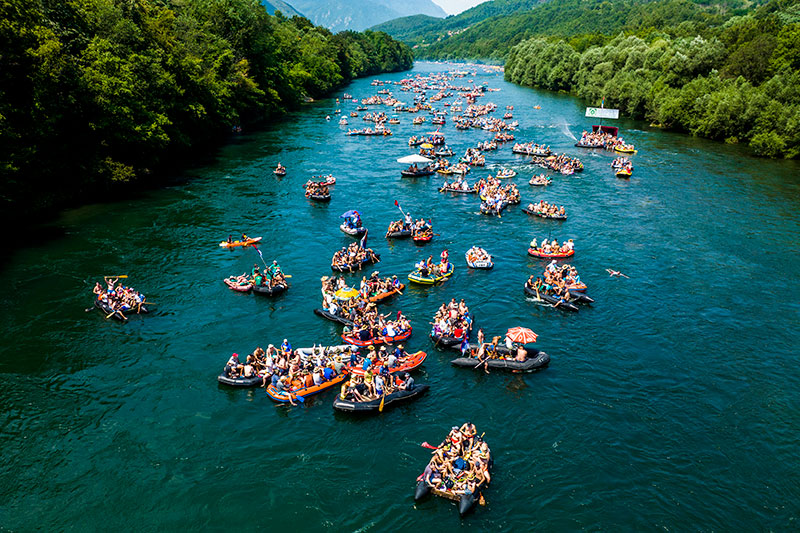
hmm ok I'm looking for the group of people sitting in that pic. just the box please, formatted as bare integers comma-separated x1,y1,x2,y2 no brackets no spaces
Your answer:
611,157,633,172
430,299,472,340
436,160,470,175
525,263,584,303
343,309,412,344
479,178,520,213
470,336,530,373
250,261,286,288
404,163,434,174
512,142,551,156
347,126,391,136
331,242,379,271
461,148,485,166
355,271,403,300
411,218,433,239
576,130,619,148
339,350,417,402
420,423,492,497
529,174,552,186
304,182,329,198
493,131,515,142
530,153,583,175
525,200,566,218
414,251,451,278
476,140,497,151
440,175,475,192
93,277,147,318
529,237,574,255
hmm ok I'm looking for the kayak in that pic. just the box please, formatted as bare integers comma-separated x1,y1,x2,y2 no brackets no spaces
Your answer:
527,248,574,259
523,284,579,312
367,284,404,303
266,372,348,403
342,327,412,347
252,282,288,296
522,207,567,220
331,252,381,272
219,237,262,248
223,278,253,292
465,247,493,269
452,347,550,372
340,223,367,237
217,374,263,387
332,384,429,413
313,308,356,327
347,350,428,376
408,263,454,285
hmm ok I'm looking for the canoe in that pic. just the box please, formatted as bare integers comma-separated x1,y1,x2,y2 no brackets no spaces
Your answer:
522,207,567,220
332,384,429,413
523,284,579,312
465,248,493,269
401,169,434,177
527,248,574,259
331,252,381,272
367,284,404,303
451,348,550,372
223,278,253,292
348,350,428,376
307,192,331,202
408,263,454,285
252,282,288,296
266,372,348,403
386,229,412,238
217,374,263,387
340,223,367,237
313,308,356,327
342,327,412,347
219,237,262,248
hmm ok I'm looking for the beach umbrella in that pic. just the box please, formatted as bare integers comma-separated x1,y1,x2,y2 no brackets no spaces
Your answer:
420,143,434,149
396,154,432,164
340,210,360,218
334,287,360,300
505,327,538,344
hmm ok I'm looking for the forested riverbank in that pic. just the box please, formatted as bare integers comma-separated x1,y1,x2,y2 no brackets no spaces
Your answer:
504,0,800,158
0,0,412,221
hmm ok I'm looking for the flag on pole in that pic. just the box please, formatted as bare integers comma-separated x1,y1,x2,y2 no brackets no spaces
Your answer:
359,228,368,249
460,336,470,355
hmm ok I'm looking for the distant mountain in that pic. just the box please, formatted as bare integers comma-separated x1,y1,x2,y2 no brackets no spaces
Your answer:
260,0,304,18
289,0,447,32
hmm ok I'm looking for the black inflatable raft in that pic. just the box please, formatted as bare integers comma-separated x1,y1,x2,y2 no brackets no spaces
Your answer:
332,384,429,413
307,193,331,202
401,169,434,177
522,207,567,220
217,373,263,387
386,229,412,238
313,308,356,327
523,284,579,312
452,348,550,372
252,283,287,296
94,299,148,321
414,473,490,516
331,253,380,272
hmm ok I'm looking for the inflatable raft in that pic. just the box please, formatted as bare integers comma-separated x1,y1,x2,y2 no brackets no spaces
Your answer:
333,384,429,413
219,237,262,248
331,253,380,272
401,169,434,178
465,247,493,269
266,373,348,403
217,374,263,387
342,327,412,347
480,201,507,216
348,350,428,377
307,192,331,202
527,248,574,259
339,223,367,237
313,308,356,327
439,185,477,194
367,285,404,303
522,207,567,220
223,278,252,292
452,347,550,372
386,229,412,239
94,299,129,321
523,284,579,312
408,263,454,285
252,282,288,296
616,168,632,178
412,230,433,243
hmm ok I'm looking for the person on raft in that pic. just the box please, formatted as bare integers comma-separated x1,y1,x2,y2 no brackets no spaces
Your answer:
95,278,146,316
420,424,491,496
431,300,471,340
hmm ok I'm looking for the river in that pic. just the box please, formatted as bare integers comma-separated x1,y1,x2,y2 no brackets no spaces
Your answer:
1,62,798,530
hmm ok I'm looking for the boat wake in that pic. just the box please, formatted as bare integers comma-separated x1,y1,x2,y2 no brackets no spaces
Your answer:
560,119,576,140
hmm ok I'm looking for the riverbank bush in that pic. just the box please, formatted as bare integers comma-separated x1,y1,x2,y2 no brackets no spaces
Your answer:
505,2,800,158
0,0,412,218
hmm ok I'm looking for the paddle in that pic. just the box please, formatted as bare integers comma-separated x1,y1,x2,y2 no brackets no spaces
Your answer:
104,275,128,279
379,391,386,412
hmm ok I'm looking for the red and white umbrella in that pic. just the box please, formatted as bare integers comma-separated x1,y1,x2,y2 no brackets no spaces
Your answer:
505,327,538,344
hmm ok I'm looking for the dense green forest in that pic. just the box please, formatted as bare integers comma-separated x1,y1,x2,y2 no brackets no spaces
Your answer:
0,0,412,218
505,0,800,157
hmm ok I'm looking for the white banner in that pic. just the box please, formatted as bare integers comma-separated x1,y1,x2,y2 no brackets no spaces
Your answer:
585,107,619,119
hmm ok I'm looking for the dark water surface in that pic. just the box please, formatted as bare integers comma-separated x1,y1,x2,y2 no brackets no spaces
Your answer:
1,62,799,531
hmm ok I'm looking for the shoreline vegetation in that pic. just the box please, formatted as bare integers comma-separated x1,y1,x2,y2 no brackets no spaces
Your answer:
504,0,800,159
0,0,412,222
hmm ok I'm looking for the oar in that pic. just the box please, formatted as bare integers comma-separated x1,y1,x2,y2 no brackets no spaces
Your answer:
104,275,128,279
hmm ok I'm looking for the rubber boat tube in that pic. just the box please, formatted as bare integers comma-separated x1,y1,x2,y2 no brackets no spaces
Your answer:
332,384,429,413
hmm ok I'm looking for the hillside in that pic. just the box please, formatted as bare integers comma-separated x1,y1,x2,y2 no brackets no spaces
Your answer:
374,0,768,59
290,0,446,32
260,0,304,18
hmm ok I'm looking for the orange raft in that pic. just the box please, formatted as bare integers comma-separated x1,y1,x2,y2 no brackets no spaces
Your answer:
367,284,405,303
266,372,348,403
527,248,574,259
219,237,262,248
348,350,427,377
